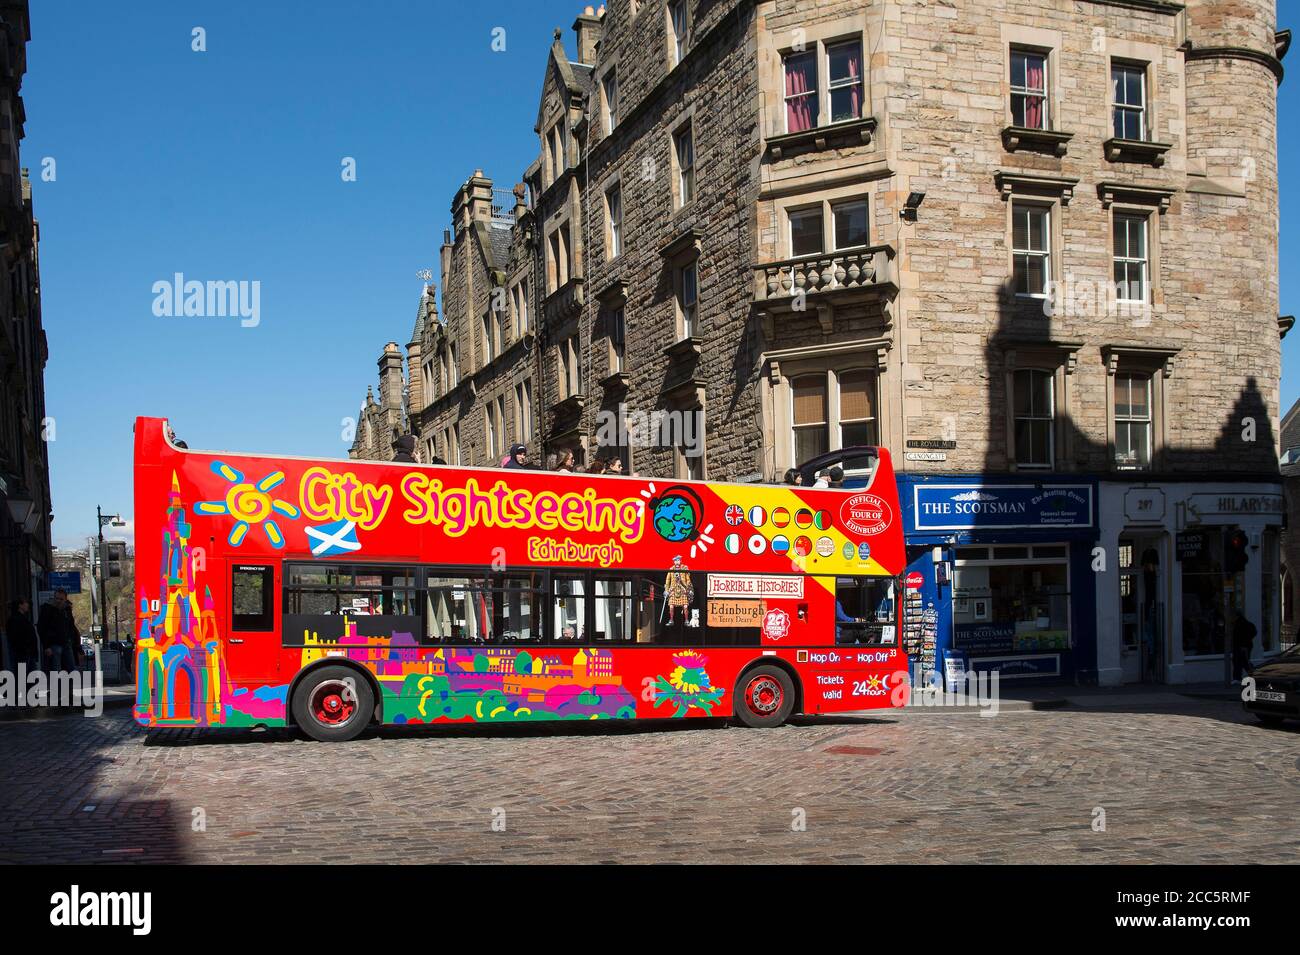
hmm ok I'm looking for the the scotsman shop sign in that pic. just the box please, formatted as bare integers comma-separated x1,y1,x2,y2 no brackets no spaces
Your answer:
912,483,1093,531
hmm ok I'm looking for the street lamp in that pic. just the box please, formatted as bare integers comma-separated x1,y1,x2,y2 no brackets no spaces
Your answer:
96,507,126,653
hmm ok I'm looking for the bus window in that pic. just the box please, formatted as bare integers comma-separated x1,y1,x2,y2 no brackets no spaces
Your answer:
635,570,704,645
425,574,483,643
232,565,274,631
497,573,543,643
554,575,586,642
592,577,634,642
833,576,897,646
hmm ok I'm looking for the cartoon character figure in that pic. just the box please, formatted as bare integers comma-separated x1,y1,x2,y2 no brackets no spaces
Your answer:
664,555,694,625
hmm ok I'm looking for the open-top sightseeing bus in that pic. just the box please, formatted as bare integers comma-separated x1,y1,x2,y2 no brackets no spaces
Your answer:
133,416,908,740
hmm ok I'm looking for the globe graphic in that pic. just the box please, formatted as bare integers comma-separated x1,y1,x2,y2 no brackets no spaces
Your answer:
653,494,698,542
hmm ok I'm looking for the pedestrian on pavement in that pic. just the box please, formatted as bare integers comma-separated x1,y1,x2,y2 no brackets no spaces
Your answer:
5,597,38,673
38,590,78,673
504,443,530,469
1232,610,1257,680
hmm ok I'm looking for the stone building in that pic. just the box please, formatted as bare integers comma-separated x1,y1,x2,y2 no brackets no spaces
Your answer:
0,0,52,647
356,0,1288,685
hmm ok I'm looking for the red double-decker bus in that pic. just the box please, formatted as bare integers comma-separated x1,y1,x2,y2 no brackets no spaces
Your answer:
132,416,908,740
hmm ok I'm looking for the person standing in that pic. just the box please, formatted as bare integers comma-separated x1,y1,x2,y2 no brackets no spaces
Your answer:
38,590,77,673
1232,610,1257,681
5,598,38,673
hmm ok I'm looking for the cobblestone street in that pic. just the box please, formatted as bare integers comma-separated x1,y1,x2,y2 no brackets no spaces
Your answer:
1,696,1296,864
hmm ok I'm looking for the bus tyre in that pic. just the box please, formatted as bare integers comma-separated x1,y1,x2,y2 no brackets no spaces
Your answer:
734,665,795,729
293,666,373,742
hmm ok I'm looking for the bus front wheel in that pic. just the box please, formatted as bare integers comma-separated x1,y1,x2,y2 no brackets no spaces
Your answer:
733,665,795,728
292,666,374,742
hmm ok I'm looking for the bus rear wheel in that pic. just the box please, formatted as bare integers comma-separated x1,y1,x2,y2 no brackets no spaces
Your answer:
733,665,795,728
293,666,374,742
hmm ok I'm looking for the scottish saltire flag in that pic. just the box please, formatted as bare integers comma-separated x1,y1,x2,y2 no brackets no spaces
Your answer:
306,520,361,557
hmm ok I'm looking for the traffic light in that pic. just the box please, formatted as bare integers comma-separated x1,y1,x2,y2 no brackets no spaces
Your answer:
1223,529,1249,574
102,541,127,579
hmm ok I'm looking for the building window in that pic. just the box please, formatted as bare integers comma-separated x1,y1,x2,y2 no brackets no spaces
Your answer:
1012,368,1054,468
559,335,581,400
1111,61,1146,140
602,68,619,134
826,40,864,123
610,307,626,373
482,314,495,366
1114,373,1152,470
548,224,570,293
676,260,698,338
1010,48,1049,130
486,400,499,460
1011,202,1050,297
1181,532,1226,657
832,199,868,250
669,0,688,66
789,206,823,257
511,281,528,337
792,374,828,463
449,343,459,388
516,379,533,442
953,547,1071,654
1113,212,1148,302
673,123,694,207
783,49,817,133
606,184,622,259
838,369,877,449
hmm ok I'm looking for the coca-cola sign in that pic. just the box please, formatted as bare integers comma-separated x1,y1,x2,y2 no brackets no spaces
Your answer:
841,493,892,537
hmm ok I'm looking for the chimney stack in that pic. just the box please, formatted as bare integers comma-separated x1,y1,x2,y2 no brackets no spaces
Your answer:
573,6,602,65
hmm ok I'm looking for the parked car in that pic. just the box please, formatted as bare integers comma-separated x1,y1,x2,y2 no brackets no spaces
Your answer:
1244,643,1300,725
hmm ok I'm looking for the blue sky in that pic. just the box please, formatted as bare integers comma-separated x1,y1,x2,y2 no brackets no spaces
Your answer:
26,0,574,549
22,0,1300,550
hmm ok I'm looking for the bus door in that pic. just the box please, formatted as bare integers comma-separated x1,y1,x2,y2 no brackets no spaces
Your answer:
226,562,280,684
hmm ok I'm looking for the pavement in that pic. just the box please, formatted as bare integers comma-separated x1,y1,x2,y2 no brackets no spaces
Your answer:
0,681,1295,864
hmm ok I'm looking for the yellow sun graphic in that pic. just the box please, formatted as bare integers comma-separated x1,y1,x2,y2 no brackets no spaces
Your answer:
196,461,300,548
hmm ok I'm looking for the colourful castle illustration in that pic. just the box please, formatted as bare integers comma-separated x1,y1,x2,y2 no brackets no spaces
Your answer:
135,473,225,725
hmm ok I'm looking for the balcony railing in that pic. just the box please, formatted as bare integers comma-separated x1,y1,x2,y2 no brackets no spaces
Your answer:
753,245,896,304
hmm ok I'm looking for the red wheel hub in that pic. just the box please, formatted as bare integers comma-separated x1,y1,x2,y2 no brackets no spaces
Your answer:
745,675,782,716
310,680,357,727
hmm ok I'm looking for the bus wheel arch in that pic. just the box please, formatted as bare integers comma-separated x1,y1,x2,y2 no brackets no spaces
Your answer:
732,658,801,728
287,661,382,741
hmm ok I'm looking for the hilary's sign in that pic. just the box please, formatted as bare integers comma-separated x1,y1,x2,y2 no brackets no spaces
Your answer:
912,484,1093,531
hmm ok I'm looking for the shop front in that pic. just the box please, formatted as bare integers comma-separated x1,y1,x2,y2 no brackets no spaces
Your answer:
1095,482,1284,685
897,476,1098,684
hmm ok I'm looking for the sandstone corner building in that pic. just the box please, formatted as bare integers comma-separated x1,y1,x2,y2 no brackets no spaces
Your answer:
349,0,1292,688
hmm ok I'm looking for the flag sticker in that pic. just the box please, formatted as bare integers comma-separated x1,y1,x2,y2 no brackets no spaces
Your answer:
725,533,741,554
771,535,790,555
748,506,766,527
747,534,767,554
772,507,791,528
